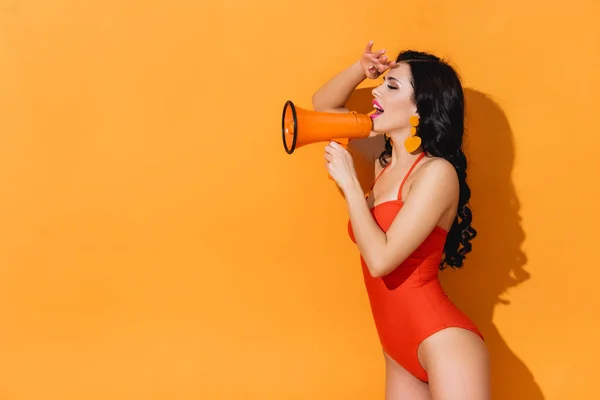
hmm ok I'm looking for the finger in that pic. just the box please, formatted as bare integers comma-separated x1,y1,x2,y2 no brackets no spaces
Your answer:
388,60,399,69
377,55,388,64
332,140,349,150
366,64,381,77
329,141,348,155
373,48,386,58
365,40,374,53
375,63,388,74
329,140,342,150
324,143,336,154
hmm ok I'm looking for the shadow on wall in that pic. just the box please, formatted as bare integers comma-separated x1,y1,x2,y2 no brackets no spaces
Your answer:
345,87,545,400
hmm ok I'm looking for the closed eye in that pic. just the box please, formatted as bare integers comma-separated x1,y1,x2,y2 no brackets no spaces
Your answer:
383,77,399,90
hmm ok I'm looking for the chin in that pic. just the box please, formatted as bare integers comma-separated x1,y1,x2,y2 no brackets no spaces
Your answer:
372,121,392,135
371,119,385,133
373,120,403,136
372,116,393,131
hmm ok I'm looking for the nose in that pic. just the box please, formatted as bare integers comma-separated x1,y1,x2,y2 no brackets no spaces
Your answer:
372,86,380,98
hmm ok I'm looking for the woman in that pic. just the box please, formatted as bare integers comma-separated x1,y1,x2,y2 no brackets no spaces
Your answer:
313,41,490,399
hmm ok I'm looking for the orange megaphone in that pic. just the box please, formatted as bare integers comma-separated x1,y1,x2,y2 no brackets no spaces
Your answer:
281,100,373,154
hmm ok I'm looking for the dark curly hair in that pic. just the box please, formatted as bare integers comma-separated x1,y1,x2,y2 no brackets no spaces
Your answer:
378,50,477,270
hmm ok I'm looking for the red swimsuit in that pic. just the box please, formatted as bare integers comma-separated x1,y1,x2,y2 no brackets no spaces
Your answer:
348,152,483,382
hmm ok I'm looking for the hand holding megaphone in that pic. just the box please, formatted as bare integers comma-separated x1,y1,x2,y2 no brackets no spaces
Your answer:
281,100,375,181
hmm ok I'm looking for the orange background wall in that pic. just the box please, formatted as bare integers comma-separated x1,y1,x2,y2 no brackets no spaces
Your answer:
1,1,598,399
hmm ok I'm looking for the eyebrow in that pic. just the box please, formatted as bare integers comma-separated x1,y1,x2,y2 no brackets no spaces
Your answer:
385,76,401,83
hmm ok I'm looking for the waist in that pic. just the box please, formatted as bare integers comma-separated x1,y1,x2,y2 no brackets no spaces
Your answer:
361,256,442,289
365,273,449,305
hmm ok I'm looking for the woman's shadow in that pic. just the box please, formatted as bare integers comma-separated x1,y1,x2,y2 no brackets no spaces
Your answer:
345,88,545,400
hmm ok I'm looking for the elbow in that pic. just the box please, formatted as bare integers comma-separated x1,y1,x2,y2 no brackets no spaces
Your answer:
311,92,327,112
311,94,322,111
369,268,386,278
366,258,392,278
370,267,392,279
366,255,403,278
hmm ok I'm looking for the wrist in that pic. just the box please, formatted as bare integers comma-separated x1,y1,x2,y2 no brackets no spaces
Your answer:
343,176,363,200
352,60,367,80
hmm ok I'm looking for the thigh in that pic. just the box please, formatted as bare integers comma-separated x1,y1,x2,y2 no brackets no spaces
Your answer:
418,328,490,400
383,351,432,400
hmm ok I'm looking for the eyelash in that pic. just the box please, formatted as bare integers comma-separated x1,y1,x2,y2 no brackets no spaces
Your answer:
382,79,398,90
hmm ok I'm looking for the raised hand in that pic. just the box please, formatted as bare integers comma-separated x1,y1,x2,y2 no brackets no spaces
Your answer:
359,41,397,79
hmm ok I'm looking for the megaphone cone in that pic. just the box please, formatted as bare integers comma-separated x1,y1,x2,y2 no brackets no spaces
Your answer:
281,100,373,154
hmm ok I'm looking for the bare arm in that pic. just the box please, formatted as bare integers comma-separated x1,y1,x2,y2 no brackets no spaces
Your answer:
312,41,395,167
312,41,394,112
312,61,367,113
344,159,458,277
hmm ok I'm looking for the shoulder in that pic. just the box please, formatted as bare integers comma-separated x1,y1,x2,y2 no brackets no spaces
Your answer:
421,156,457,180
411,156,458,199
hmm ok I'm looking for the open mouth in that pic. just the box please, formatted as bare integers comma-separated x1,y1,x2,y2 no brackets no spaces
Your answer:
370,100,384,119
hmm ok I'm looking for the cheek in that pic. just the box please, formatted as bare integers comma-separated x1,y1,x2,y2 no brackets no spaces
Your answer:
386,103,411,124
386,100,412,124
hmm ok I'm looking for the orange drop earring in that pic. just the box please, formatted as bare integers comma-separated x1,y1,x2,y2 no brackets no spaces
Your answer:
404,115,421,153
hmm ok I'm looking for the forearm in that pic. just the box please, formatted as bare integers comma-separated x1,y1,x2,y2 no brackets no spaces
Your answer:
312,61,366,111
344,180,388,277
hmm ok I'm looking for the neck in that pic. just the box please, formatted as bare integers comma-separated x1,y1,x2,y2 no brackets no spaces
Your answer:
387,129,423,167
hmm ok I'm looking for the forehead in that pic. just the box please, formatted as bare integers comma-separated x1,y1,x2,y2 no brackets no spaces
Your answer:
385,62,412,83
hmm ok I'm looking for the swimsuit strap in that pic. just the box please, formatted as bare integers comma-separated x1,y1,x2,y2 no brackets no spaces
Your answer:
364,163,390,198
397,152,427,200
372,164,389,189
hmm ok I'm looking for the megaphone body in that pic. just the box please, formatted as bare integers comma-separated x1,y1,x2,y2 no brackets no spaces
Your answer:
281,100,374,154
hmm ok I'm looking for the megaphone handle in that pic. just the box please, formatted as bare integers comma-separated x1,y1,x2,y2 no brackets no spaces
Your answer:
332,138,349,148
